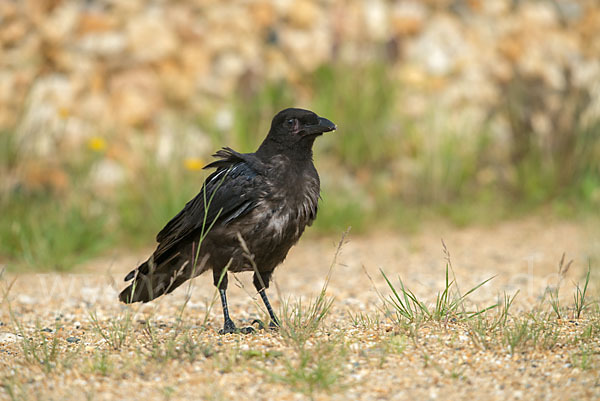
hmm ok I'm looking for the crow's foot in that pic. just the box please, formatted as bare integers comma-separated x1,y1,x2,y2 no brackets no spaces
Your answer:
268,320,280,331
251,319,265,330
219,320,255,335
219,319,237,335
251,319,279,331
239,326,255,334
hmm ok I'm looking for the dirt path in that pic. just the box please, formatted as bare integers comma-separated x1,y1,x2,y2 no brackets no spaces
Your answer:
1,217,599,400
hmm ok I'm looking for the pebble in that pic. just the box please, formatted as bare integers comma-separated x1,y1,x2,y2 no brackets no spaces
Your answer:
17,295,36,305
66,337,81,344
0,332,20,343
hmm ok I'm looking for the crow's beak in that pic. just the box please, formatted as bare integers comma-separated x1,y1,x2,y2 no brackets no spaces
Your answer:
305,117,337,135
318,117,337,132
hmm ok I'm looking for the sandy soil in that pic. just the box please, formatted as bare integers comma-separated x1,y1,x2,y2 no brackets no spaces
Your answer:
1,217,599,400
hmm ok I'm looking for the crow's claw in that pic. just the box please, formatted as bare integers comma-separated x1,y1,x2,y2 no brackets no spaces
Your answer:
251,319,266,330
219,319,238,335
239,326,255,334
219,325,255,335
251,319,279,331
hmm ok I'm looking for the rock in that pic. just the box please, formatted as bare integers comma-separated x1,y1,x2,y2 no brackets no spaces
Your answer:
157,60,195,103
77,31,127,57
180,44,211,81
481,0,509,16
66,337,80,343
17,294,36,305
497,33,525,64
264,47,290,80
554,1,583,21
0,1,18,21
391,2,427,36
0,332,20,344
16,74,79,156
407,16,465,76
199,48,250,95
287,0,319,29
0,71,25,128
79,91,112,129
250,1,276,29
109,0,146,15
579,9,600,45
363,0,389,40
0,20,28,45
280,26,331,72
109,68,162,126
126,8,178,62
520,2,558,27
214,51,246,81
77,12,118,35
38,2,79,44
571,59,600,89
112,88,156,126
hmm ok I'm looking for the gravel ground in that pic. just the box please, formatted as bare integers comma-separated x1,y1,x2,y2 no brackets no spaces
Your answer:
1,217,599,400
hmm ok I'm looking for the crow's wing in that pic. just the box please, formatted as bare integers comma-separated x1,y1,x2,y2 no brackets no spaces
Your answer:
153,148,263,261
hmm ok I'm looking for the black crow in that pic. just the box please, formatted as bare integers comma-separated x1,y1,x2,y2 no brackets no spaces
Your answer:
119,108,336,334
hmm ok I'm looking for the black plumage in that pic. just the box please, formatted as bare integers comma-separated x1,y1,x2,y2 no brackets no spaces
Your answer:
119,108,336,333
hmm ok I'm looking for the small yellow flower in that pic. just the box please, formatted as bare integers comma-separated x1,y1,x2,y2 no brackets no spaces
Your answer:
184,157,205,171
88,136,107,152
58,107,70,120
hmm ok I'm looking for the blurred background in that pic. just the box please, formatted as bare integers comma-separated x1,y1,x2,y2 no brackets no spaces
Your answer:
0,0,598,271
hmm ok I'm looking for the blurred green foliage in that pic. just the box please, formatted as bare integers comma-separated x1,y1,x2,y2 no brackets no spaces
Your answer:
115,162,202,249
312,63,398,170
0,62,599,270
0,192,109,271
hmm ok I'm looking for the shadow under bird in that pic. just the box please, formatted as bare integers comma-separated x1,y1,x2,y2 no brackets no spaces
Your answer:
119,108,337,334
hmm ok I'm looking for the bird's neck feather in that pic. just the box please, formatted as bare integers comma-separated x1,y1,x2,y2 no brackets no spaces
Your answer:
256,135,316,162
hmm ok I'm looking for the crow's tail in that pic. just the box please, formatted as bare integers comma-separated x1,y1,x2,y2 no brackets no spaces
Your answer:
119,250,209,303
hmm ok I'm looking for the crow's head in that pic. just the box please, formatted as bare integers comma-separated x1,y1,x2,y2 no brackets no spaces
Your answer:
258,108,336,158
271,108,336,139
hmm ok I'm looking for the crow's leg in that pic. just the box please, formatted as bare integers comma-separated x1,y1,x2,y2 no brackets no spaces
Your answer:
214,269,253,335
218,287,238,334
258,289,280,329
253,271,280,329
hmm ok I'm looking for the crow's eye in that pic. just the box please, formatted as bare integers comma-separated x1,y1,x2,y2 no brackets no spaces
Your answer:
286,118,297,127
